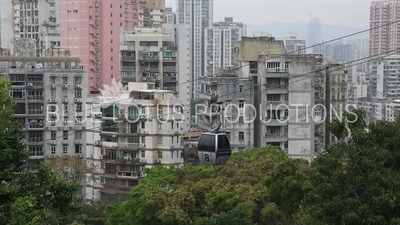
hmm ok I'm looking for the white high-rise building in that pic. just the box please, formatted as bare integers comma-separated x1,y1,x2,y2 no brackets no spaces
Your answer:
204,17,246,76
177,0,213,99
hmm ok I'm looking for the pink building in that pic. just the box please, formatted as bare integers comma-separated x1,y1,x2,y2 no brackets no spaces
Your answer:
60,0,139,95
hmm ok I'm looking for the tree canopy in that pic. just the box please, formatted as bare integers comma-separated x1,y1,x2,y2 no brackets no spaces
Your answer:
104,108,400,225
0,78,80,224
104,146,311,225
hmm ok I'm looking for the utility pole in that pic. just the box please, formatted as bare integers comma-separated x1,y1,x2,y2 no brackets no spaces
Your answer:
324,65,331,146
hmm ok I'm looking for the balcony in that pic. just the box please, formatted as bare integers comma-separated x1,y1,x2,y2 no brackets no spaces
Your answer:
121,55,135,61
266,68,289,78
102,141,118,148
121,66,136,70
118,142,140,149
163,57,176,62
117,171,140,179
198,92,218,101
102,127,118,133
264,117,288,126
265,132,288,142
163,66,176,72
264,101,288,109
139,56,159,62
163,76,177,82
265,84,288,94
27,95,44,101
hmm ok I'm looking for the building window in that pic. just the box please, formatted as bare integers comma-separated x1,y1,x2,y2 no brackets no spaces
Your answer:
238,101,244,108
239,117,244,124
29,146,43,156
158,137,162,144
63,146,68,153
141,150,145,158
62,77,68,84
75,103,82,112
157,151,162,159
50,77,56,84
51,131,56,140
239,132,244,140
75,144,82,154
75,90,82,98
63,131,68,140
75,131,82,139
51,146,56,154
239,85,244,92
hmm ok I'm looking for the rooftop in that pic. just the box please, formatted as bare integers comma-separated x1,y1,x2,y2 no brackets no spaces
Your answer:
0,56,81,62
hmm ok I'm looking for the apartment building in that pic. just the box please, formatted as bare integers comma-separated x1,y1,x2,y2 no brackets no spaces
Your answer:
356,97,400,125
308,18,322,53
204,17,246,76
87,82,184,199
139,0,165,28
60,0,140,95
197,69,254,152
0,0,59,56
165,7,176,24
0,55,89,199
119,26,191,131
370,0,400,56
177,0,213,99
375,55,400,99
281,32,306,54
231,36,325,162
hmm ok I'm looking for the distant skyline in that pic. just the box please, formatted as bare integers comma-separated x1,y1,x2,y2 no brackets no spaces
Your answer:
166,0,370,28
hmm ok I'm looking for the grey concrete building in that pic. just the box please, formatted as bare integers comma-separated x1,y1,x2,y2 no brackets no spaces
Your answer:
233,36,325,162
197,69,254,152
0,56,89,199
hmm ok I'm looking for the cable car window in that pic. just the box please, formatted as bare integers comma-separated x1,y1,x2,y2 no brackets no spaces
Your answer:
218,135,230,149
198,134,215,152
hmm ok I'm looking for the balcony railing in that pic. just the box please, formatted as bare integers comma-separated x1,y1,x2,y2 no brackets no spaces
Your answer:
27,96,44,100
118,143,140,148
121,66,136,70
266,68,288,73
117,171,140,178
265,133,288,137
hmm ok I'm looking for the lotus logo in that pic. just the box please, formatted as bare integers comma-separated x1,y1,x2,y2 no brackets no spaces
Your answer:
97,78,130,109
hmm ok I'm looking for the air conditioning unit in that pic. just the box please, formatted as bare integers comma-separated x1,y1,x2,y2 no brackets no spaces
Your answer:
170,145,174,148
94,11,99,17
95,73,100,78
50,84,56,88
27,83,33,87
95,29,99,34
47,99,52,102
74,99,80,103
95,65,100,69
62,84,68,88
95,39,99,43
45,127,50,130
143,78,147,81
75,84,81,88
57,127,62,130
141,159,146,163
141,144,146,147
156,159,161,163
95,56,100,60
95,47,100,52
63,121,68,125
69,126,73,129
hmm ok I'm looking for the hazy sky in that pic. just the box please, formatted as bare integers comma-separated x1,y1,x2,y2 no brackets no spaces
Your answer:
166,0,371,28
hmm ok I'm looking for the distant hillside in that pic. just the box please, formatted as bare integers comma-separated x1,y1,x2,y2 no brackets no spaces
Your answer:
247,22,369,42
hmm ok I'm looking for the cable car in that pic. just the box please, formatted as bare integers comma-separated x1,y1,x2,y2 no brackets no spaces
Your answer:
197,132,231,165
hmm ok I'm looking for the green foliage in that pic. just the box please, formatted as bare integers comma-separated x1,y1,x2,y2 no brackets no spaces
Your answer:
296,109,400,225
0,78,80,224
105,146,310,225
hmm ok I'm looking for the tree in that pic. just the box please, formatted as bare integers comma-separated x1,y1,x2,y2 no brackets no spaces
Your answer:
105,146,311,225
296,109,400,225
0,78,80,224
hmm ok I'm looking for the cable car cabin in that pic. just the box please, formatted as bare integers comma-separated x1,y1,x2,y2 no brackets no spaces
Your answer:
197,133,231,165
